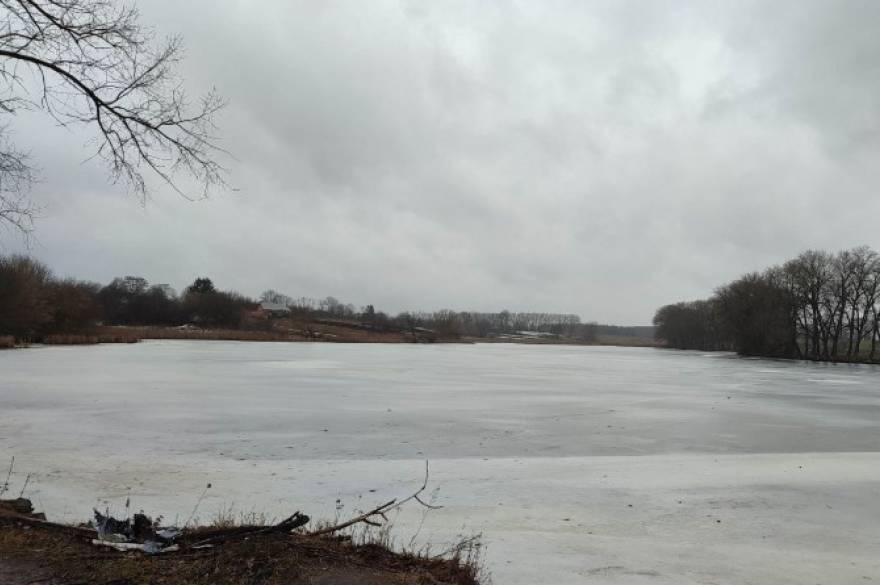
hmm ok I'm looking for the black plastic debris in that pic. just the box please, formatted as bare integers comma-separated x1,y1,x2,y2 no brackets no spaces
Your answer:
93,509,181,553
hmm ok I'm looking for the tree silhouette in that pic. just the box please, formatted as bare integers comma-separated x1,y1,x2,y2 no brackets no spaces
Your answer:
187,277,216,295
0,0,226,237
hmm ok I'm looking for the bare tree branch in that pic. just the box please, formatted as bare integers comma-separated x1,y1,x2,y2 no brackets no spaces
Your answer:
309,461,442,538
0,133,39,241
0,0,226,236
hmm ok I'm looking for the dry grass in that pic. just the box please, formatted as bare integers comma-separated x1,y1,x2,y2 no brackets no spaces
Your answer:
202,504,485,582
109,326,297,342
22,318,455,348
209,504,270,529
0,335,15,349
347,522,486,584
104,323,449,344
38,326,301,345
43,331,141,345
276,318,443,344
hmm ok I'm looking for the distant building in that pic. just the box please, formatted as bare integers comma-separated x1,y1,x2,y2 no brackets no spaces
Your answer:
515,330,557,339
259,301,290,317
119,275,149,293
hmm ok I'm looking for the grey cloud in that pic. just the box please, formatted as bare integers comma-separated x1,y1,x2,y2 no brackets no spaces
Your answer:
5,0,880,324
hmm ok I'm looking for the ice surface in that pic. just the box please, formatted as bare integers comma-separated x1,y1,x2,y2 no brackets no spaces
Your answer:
1,342,879,583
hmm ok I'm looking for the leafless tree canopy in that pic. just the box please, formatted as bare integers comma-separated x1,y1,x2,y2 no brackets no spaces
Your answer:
0,135,36,235
655,246,880,362
0,0,225,235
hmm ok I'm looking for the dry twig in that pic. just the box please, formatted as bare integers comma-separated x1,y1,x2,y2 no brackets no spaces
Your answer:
0,456,12,497
309,461,442,537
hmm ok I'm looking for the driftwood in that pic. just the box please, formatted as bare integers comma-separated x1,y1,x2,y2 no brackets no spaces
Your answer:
90,508,310,552
187,512,309,548
310,461,441,537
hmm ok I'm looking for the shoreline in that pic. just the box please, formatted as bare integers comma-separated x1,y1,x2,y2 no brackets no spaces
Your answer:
2,324,658,349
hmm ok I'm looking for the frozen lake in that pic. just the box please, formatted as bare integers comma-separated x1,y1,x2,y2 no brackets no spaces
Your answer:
2,342,879,583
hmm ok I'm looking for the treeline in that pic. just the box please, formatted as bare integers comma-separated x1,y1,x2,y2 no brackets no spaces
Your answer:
374,310,593,340
0,256,254,342
264,290,595,340
654,246,880,362
1,255,597,343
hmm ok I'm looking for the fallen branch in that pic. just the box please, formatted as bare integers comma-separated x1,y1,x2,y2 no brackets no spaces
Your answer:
186,512,310,548
309,461,441,537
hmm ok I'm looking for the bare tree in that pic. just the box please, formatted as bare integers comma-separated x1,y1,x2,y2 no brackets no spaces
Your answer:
260,289,291,306
658,246,880,363
0,254,52,339
0,135,37,236
844,246,878,356
0,0,225,236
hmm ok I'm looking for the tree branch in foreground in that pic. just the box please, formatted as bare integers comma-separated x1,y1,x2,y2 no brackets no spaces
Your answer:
0,0,226,235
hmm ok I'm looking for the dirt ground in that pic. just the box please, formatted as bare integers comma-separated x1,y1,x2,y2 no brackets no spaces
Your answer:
0,557,63,585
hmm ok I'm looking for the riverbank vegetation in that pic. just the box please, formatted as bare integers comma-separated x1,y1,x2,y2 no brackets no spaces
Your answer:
0,495,483,585
654,246,880,363
0,254,647,347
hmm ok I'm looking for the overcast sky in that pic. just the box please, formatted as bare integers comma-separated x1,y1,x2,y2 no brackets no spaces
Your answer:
5,0,880,324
